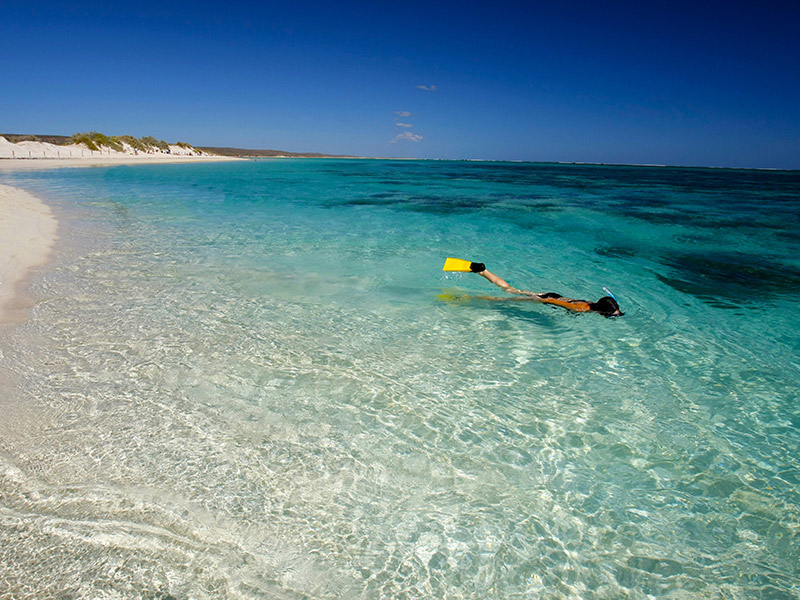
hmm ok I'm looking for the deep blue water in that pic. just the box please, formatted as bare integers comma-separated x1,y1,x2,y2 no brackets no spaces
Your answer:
1,160,799,599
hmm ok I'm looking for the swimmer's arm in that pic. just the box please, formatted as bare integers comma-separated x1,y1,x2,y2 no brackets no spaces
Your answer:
479,269,540,297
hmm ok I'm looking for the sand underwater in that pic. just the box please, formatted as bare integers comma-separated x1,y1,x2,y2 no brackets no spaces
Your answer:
1,159,799,599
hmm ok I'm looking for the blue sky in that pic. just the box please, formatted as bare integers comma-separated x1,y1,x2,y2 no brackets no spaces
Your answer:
2,1,798,168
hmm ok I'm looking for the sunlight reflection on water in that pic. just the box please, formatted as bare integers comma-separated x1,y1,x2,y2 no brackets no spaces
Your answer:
1,161,798,599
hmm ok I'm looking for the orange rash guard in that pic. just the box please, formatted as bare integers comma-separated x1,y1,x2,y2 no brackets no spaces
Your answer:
536,296,593,312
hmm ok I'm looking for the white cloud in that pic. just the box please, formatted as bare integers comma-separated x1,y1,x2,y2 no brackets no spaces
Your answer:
395,122,413,128
394,111,412,117
416,85,437,91
392,131,424,143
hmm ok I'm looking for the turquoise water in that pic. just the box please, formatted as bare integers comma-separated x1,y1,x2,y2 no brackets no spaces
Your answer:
1,160,799,599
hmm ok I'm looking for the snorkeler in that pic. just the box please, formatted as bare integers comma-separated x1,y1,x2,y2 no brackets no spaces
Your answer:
443,258,624,317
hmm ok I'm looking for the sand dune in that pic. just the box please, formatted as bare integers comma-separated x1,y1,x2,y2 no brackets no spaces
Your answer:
0,136,242,169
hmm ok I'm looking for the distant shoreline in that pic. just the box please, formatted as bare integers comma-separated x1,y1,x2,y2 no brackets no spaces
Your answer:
197,146,356,159
0,133,354,162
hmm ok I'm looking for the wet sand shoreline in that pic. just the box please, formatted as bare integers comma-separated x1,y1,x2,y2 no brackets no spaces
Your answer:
0,184,59,325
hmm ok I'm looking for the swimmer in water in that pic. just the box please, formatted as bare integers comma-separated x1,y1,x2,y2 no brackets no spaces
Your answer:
467,261,624,317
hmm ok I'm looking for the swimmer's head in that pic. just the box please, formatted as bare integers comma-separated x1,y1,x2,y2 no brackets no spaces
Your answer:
589,296,624,318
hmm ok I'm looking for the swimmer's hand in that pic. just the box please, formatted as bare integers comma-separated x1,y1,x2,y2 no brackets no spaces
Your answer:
469,262,486,273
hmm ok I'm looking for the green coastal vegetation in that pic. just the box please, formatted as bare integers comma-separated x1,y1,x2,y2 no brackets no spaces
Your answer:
71,132,179,153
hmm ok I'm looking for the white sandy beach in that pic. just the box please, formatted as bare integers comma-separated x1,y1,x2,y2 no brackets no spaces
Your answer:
0,135,242,170
0,184,58,324
0,155,242,171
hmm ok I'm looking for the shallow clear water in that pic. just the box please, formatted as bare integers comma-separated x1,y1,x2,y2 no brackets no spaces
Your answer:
1,160,799,599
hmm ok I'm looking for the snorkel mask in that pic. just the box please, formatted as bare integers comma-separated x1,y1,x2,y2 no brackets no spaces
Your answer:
600,287,624,317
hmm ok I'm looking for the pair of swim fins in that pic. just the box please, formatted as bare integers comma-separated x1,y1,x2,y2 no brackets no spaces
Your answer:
442,257,475,272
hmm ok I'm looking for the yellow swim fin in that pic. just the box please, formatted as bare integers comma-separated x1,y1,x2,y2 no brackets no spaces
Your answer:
442,257,474,272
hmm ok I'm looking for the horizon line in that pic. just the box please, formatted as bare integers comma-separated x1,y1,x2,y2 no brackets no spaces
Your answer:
2,133,797,172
